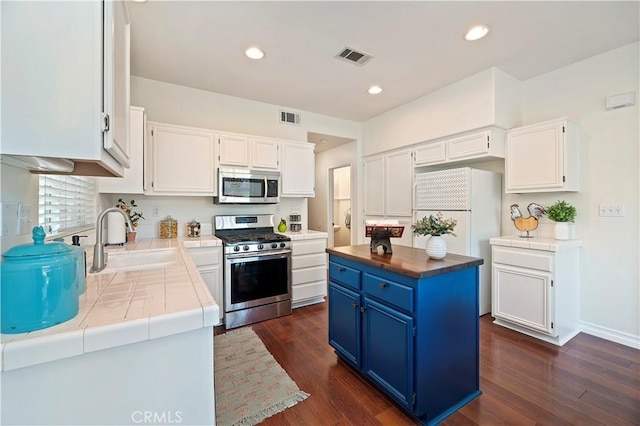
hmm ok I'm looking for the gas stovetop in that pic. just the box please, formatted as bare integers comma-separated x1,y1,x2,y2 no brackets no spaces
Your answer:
214,214,291,255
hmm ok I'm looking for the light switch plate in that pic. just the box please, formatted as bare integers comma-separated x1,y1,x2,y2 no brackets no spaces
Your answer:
17,204,34,235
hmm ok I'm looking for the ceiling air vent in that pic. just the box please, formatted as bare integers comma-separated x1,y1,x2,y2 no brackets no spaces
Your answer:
335,46,373,66
280,110,301,125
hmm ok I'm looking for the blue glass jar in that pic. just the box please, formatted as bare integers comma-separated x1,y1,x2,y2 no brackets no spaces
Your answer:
1,227,79,333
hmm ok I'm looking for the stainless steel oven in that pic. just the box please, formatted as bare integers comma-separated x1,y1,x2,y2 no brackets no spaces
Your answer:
215,214,292,329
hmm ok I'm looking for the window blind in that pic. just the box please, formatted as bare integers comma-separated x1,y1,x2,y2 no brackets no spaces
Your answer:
38,175,97,235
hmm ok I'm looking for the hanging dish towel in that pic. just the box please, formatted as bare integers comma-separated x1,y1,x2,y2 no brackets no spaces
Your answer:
345,208,351,230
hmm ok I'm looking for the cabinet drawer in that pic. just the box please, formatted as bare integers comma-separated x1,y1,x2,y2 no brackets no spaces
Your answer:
329,261,361,290
292,239,326,255
187,247,221,267
363,274,414,313
293,253,326,269
293,265,326,286
493,247,553,272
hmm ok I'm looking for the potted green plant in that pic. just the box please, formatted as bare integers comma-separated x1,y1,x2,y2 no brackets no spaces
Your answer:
411,212,457,259
116,198,145,242
546,200,576,240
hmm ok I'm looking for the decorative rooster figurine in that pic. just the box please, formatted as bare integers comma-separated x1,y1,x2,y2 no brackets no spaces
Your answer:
510,203,547,238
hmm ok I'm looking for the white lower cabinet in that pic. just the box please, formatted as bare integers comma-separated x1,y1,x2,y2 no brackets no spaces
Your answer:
291,237,327,308
490,237,581,346
187,246,223,325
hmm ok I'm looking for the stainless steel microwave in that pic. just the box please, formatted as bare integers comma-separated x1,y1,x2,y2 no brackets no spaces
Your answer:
215,168,280,204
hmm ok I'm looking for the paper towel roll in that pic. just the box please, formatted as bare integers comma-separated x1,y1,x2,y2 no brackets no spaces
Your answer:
107,212,126,245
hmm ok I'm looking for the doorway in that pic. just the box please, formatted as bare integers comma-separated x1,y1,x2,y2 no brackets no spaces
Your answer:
330,166,352,247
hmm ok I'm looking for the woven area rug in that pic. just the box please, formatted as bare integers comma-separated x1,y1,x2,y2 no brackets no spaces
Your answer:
214,327,309,426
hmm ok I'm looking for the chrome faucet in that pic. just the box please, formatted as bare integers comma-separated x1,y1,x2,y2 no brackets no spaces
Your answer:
90,207,134,273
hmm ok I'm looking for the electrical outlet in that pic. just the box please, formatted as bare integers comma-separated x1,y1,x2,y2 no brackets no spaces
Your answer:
153,206,161,217
599,204,625,217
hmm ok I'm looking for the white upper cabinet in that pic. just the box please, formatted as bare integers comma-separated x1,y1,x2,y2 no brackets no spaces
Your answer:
414,141,446,166
147,122,216,195
1,1,130,177
364,149,413,217
413,127,505,167
363,156,385,216
251,138,280,170
385,150,413,217
218,134,250,167
506,118,579,193
218,134,280,171
281,142,315,197
98,107,145,194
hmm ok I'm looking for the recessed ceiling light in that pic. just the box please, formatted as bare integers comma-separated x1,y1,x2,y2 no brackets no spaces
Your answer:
368,85,382,95
465,25,490,41
131,0,147,3
245,47,265,60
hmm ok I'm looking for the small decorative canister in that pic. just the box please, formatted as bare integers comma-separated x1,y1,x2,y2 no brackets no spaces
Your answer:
159,216,178,239
186,220,201,238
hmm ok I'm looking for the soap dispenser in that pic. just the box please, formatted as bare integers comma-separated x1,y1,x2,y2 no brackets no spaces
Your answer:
71,235,88,294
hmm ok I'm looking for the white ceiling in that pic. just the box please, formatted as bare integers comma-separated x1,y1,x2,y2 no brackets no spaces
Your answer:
129,1,639,123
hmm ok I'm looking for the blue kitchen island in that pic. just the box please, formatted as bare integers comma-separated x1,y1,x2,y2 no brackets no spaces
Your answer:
327,244,483,425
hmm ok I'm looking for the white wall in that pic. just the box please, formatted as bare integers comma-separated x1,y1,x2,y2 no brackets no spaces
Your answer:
0,164,41,252
361,67,522,156
358,42,639,346
126,77,362,237
514,42,639,342
309,141,359,247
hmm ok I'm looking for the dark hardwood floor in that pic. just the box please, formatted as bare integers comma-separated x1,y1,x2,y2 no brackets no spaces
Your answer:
216,302,640,425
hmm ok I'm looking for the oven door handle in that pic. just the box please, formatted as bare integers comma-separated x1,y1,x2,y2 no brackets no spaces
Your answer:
226,249,291,260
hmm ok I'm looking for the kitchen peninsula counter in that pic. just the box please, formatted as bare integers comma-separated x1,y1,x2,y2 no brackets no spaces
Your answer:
1,238,219,425
327,244,483,425
327,244,483,278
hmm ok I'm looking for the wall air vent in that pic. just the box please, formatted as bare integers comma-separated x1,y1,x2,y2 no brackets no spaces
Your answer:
280,110,301,125
335,46,373,66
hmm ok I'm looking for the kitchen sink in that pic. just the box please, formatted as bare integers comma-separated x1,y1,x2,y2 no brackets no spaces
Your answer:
89,248,179,275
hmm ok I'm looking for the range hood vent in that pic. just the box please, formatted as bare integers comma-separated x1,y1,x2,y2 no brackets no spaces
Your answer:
280,110,301,125
335,47,373,66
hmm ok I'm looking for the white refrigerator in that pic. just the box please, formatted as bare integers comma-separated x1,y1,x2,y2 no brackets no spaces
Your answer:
413,167,502,315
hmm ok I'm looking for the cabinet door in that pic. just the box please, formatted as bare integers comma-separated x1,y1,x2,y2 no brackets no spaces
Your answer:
218,134,249,167
328,282,361,368
98,107,145,194
414,141,446,166
492,263,555,335
506,120,566,193
150,124,216,194
251,138,280,170
448,131,490,160
363,298,414,410
281,142,315,197
197,266,223,325
103,0,131,168
385,150,413,217
363,156,385,216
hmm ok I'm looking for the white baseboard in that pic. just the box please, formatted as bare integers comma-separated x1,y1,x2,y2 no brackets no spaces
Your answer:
579,321,640,349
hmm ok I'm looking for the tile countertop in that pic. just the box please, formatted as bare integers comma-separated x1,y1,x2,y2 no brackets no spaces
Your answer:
0,237,221,372
278,229,329,240
490,235,583,251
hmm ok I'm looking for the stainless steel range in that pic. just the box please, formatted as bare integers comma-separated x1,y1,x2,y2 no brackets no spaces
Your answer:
214,214,292,329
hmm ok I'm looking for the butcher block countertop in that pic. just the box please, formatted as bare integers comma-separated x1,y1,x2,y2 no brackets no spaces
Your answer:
326,244,483,279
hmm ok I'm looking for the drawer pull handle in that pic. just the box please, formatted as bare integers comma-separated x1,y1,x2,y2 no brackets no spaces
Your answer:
352,303,358,310
379,282,387,289
338,267,346,272
360,306,366,313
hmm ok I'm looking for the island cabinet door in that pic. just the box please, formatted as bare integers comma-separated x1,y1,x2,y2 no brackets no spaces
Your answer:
328,282,362,368
363,298,415,411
